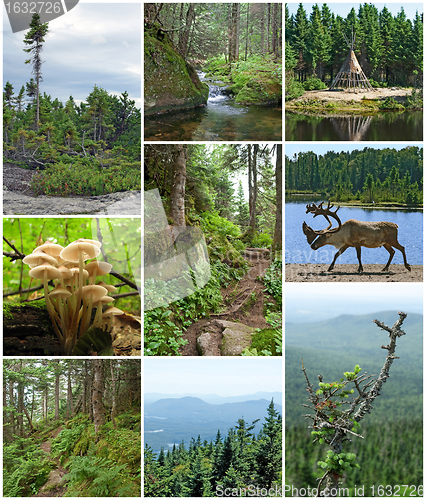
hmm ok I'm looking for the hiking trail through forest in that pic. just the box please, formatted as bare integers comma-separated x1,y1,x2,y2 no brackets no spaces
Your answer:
33,427,67,497
180,248,272,355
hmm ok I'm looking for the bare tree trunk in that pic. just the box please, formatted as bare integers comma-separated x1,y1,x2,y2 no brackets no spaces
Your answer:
260,4,265,54
272,145,282,258
267,3,271,53
92,360,105,435
248,145,258,235
9,380,15,436
229,3,239,63
110,361,117,429
67,364,72,420
169,144,187,227
17,361,24,437
178,3,195,57
54,360,60,421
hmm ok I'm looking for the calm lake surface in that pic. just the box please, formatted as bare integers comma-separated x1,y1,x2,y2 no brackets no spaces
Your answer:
286,200,423,265
145,74,282,141
285,110,423,141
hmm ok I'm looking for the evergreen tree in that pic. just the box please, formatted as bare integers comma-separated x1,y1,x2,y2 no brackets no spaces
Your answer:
23,14,49,130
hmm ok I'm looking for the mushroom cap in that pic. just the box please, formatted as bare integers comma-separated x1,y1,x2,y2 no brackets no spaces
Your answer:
84,260,113,276
74,238,102,248
93,295,115,305
23,252,58,268
57,265,75,280
33,242,64,257
96,281,118,293
102,306,124,317
69,268,89,280
49,284,72,298
60,241,101,262
29,264,62,280
80,284,108,300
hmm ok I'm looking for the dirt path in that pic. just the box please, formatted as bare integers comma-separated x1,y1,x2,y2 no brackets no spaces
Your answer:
285,263,422,282
32,427,68,497
179,249,272,355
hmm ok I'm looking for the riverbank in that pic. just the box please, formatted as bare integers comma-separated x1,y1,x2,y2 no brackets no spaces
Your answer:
285,263,422,282
285,196,423,210
285,87,419,111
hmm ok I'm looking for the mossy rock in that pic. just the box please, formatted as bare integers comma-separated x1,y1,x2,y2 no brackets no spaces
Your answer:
144,26,209,116
235,79,282,105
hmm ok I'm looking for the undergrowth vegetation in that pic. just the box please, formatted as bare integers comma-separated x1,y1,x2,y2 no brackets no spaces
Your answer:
30,156,141,197
3,411,141,497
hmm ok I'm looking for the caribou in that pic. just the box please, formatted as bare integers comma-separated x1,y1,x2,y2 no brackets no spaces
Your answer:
302,201,411,273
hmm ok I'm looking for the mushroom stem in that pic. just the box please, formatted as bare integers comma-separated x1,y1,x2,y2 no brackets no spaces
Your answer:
43,274,63,345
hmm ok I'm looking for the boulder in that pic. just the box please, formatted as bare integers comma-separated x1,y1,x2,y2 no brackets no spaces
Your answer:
217,320,256,356
144,27,209,116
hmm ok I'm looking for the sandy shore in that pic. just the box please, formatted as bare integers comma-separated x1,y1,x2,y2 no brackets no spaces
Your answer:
285,263,422,282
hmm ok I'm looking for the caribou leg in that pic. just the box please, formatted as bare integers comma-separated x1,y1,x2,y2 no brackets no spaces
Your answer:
382,243,395,271
384,242,411,271
355,246,364,272
328,244,350,271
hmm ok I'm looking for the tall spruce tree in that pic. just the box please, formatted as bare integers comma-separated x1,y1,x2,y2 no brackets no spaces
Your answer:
23,14,49,130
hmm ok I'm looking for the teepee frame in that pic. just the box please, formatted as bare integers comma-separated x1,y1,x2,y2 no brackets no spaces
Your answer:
329,28,373,92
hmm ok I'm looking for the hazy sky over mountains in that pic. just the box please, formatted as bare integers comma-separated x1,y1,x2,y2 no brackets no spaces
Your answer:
286,282,423,323
145,358,282,397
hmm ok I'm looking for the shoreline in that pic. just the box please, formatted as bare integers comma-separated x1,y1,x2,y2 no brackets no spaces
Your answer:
285,263,422,282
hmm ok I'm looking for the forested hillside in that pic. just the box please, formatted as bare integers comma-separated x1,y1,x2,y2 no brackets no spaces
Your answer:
144,399,282,497
3,359,141,497
144,144,282,356
285,3,423,98
4,14,141,197
285,146,423,204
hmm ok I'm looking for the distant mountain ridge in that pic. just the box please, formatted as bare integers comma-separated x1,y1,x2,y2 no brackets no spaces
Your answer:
145,391,282,406
145,395,282,453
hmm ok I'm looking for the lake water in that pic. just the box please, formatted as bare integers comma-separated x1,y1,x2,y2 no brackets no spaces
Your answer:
285,200,423,265
145,74,282,141
285,110,423,141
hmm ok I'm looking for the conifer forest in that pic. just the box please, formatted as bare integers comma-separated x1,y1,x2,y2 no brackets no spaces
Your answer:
285,3,423,97
144,399,282,497
4,13,141,199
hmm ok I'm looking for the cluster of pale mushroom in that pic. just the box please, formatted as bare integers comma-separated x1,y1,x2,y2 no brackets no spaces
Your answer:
23,238,123,355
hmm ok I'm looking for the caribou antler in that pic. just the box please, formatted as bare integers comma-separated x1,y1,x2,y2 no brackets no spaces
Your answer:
305,201,342,234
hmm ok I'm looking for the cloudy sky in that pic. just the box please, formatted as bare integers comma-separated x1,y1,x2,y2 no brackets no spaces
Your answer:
145,358,282,397
286,282,423,323
3,1,141,107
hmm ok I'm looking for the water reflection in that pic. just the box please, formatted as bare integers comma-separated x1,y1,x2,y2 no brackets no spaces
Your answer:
285,110,423,141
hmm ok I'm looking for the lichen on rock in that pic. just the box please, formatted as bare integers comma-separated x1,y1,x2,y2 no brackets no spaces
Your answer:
144,26,209,116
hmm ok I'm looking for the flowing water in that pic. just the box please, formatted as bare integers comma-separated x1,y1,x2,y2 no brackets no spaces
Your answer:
144,73,282,141
285,199,423,265
285,110,423,141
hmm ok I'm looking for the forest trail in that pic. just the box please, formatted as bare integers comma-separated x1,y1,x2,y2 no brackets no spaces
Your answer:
180,249,271,356
33,427,68,497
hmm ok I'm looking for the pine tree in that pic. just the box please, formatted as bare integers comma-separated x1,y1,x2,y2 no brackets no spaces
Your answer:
23,14,49,130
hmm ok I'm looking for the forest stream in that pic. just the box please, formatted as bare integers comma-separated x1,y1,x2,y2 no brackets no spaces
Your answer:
144,73,282,142
180,248,272,356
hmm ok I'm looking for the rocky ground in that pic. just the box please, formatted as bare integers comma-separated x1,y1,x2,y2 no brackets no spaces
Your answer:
3,163,141,215
285,263,422,282
287,87,412,106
